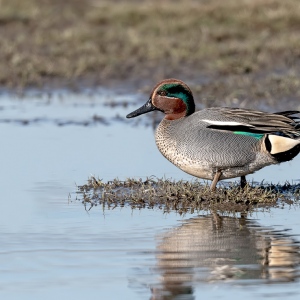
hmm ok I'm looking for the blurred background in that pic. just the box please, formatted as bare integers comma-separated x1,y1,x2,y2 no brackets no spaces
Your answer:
0,0,300,109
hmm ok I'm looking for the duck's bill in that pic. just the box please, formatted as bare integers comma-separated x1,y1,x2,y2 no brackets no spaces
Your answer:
126,98,158,118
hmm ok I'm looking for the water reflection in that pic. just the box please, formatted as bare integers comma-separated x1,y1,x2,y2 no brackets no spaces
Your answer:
151,214,300,299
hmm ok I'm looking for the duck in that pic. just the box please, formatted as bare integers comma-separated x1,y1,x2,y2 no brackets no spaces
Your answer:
126,79,300,191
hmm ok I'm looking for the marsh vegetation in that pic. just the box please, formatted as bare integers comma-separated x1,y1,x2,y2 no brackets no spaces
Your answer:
1,0,300,110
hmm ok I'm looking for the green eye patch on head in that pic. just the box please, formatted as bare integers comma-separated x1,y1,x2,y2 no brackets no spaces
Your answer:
160,83,195,116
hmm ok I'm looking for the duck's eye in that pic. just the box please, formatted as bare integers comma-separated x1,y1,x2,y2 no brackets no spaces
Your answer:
157,90,167,96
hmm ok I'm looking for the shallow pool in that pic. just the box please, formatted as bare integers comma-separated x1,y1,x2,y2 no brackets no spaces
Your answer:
0,90,299,299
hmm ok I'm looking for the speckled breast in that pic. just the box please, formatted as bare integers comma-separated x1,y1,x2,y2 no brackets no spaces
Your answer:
155,118,276,180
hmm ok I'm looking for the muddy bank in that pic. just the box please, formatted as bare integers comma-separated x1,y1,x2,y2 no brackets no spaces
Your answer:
1,0,300,110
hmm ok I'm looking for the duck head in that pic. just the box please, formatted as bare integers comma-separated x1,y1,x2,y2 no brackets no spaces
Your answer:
126,79,195,120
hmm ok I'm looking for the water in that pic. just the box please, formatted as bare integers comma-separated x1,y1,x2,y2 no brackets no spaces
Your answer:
0,90,300,299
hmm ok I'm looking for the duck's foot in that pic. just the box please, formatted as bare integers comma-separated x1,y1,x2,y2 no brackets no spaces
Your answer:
210,170,222,191
240,175,247,189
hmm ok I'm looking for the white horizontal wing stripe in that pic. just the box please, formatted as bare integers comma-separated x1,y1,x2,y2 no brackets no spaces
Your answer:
202,119,253,127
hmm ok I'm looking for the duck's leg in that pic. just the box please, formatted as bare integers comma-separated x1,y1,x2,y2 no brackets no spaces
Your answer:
210,170,222,191
240,175,247,189
212,211,222,229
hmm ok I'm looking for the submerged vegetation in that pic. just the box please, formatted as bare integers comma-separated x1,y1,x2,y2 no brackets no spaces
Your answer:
76,177,300,214
0,0,300,110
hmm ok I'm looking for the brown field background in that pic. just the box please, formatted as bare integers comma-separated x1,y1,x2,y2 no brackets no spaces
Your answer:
0,0,300,109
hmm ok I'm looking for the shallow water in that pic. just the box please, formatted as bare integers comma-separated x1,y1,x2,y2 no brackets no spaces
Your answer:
0,90,300,299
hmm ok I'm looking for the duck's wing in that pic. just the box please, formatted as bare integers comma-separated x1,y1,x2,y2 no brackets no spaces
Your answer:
203,108,300,138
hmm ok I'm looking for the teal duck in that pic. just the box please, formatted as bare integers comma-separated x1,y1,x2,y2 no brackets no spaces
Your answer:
126,79,300,190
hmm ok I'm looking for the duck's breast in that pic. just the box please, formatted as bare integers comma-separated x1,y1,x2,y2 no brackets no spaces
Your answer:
155,112,274,179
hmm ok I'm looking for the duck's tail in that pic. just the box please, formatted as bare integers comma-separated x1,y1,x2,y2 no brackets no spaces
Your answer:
263,111,300,161
274,110,300,139
265,134,300,163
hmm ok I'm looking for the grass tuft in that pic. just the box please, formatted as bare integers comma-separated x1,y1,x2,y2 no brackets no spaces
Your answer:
75,176,300,214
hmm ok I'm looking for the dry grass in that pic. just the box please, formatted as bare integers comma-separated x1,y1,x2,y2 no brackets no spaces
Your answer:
1,0,300,108
75,176,300,214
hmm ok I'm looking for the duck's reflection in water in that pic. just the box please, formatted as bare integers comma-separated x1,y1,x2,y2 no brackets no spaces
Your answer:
151,214,300,299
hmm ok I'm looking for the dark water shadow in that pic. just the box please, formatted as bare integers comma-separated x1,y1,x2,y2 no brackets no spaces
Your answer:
149,213,300,299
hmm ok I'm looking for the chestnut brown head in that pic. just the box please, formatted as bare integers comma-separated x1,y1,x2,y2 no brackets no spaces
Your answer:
126,79,195,120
